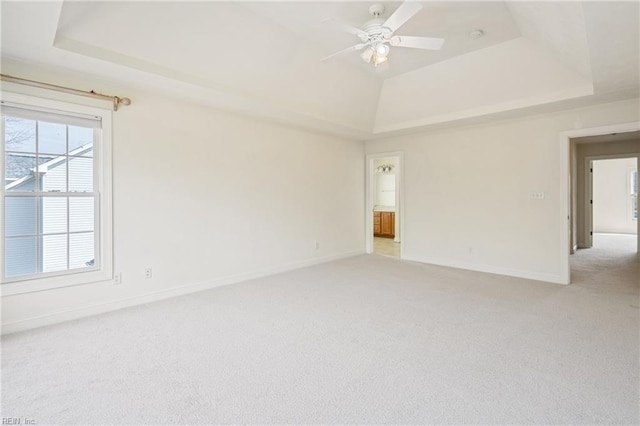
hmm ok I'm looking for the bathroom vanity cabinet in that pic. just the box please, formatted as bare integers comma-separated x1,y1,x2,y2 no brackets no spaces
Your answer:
373,211,395,238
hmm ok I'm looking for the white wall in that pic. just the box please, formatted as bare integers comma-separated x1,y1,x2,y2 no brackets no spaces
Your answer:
373,158,397,208
366,99,639,283
1,69,365,332
375,174,396,207
593,158,638,234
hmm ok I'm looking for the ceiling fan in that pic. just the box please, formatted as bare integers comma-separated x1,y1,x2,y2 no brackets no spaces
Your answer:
322,1,444,67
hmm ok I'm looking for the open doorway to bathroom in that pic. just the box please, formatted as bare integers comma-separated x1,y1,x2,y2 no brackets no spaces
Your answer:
366,153,402,258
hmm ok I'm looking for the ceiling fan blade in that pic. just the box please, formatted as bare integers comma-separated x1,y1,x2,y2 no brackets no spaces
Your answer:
321,43,367,62
322,18,367,39
390,35,445,50
383,1,423,34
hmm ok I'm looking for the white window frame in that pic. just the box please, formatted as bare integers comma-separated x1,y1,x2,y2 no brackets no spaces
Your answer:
0,91,113,296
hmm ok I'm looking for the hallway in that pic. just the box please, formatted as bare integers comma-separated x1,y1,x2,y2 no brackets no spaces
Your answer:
571,233,639,292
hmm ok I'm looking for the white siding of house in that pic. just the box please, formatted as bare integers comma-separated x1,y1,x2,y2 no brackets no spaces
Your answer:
5,197,36,236
42,234,67,272
42,197,67,272
23,180,35,191
70,196,95,269
68,157,93,192
69,232,94,269
5,236,37,277
41,161,66,192
4,197,38,277
69,198,93,232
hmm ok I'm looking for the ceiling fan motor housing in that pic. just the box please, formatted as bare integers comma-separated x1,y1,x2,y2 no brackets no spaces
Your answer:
360,4,393,44
360,20,392,43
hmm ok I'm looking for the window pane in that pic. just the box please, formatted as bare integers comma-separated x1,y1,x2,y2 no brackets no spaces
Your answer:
38,121,66,155
68,126,93,155
41,159,67,192
42,197,68,234
5,153,36,191
68,157,93,192
69,197,94,232
5,236,37,278
42,234,67,273
69,232,94,270
5,196,36,236
4,116,36,153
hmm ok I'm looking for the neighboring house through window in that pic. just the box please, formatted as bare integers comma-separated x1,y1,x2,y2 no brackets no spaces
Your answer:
1,92,112,294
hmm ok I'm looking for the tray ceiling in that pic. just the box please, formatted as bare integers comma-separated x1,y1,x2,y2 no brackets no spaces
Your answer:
1,1,638,139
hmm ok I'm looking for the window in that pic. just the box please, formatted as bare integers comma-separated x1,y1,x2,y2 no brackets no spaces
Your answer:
1,92,112,294
631,169,638,221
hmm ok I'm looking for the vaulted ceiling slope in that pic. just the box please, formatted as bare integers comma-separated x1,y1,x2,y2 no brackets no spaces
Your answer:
1,1,638,139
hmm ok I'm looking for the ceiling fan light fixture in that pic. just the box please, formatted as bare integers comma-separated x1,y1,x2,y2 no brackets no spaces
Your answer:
361,47,374,63
373,54,388,66
375,43,390,58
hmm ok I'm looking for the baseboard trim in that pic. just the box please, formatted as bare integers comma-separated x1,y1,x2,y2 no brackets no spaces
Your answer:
1,249,364,335
401,255,567,285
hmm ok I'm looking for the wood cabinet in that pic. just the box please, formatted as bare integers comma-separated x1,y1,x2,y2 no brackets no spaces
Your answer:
373,211,381,235
373,211,395,238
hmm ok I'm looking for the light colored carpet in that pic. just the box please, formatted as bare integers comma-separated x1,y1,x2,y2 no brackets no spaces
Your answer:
572,233,638,293
2,234,638,424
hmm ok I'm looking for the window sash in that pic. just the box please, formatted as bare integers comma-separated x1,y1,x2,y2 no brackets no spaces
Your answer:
3,193,100,282
1,104,101,129
2,101,102,283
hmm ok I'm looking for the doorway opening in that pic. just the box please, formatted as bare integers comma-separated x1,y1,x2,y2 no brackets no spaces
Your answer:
564,127,640,284
366,153,402,258
590,157,638,250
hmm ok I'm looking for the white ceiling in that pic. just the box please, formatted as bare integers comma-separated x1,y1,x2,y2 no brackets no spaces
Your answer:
1,1,638,139
241,1,521,78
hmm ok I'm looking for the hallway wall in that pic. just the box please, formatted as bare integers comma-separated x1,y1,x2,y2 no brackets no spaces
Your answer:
366,99,639,284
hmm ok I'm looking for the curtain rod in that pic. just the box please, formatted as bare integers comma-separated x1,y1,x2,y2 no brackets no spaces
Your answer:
0,74,131,111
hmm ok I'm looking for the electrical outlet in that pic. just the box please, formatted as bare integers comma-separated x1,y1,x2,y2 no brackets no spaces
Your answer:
315,241,320,250
145,268,152,279
114,273,122,284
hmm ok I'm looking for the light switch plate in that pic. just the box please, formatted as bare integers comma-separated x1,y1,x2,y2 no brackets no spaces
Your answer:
531,192,545,200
